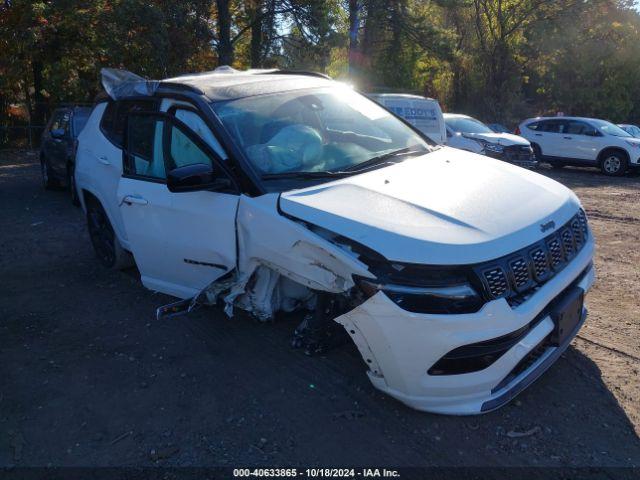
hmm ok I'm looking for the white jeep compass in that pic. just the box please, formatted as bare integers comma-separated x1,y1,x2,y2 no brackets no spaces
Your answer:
75,68,595,415
517,116,640,175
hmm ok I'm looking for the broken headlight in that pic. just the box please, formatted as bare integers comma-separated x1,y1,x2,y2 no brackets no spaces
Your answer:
356,278,483,314
354,263,484,314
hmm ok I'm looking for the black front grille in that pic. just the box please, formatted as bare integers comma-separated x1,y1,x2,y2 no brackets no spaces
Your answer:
483,267,509,297
476,211,589,306
530,248,549,280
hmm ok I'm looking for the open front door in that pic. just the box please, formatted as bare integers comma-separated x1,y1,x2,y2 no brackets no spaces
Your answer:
116,112,239,299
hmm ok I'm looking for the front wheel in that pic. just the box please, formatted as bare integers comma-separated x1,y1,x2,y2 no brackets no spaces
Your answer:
600,152,628,176
86,200,133,270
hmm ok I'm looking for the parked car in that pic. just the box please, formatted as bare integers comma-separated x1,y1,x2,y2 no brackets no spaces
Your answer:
444,113,537,168
618,123,640,138
487,123,510,133
40,105,92,204
368,93,446,145
76,67,595,415
517,116,640,176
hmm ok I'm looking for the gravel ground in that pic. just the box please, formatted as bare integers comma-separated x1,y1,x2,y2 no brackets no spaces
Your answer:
0,150,639,468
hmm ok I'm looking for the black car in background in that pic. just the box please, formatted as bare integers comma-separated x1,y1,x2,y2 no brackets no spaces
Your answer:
40,106,92,204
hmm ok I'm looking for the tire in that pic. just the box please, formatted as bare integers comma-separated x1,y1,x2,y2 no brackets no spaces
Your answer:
599,151,628,176
86,199,134,270
40,156,58,189
67,163,80,206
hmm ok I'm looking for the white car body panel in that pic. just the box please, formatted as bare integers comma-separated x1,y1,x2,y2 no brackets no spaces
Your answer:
280,148,579,264
461,132,530,147
223,194,373,320
116,177,239,299
445,131,484,153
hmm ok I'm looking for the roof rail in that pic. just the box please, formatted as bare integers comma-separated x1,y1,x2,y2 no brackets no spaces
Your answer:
259,70,332,80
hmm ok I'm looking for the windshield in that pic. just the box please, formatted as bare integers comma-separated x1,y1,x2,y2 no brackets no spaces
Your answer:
445,116,493,134
591,119,632,137
211,87,431,182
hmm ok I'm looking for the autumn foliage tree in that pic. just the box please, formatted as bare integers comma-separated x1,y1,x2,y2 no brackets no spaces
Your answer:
2,0,640,134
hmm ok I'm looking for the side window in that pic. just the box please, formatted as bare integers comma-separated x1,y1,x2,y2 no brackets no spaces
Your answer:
172,108,227,159
125,113,226,183
101,100,157,146
100,102,117,139
566,120,596,135
540,120,564,133
526,121,540,131
168,125,213,170
125,114,167,180
565,121,584,135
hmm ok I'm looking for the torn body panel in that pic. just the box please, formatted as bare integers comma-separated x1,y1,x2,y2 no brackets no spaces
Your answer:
215,193,373,320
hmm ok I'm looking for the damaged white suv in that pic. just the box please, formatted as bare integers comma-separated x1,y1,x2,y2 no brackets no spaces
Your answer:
75,68,595,415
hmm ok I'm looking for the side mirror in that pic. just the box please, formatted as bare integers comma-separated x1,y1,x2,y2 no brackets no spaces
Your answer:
50,128,65,139
167,163,231,193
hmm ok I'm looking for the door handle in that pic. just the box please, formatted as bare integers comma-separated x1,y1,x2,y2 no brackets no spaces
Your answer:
98,156,110,165
563,136,572,140
534,133,542,136
122,195,148,206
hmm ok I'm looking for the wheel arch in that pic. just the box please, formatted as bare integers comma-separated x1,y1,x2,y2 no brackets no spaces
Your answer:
79,188,102,214
597,146,630,164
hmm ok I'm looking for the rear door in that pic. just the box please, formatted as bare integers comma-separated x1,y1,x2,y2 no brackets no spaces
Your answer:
93,99,159,247
535,119,567,157
116,111,239,299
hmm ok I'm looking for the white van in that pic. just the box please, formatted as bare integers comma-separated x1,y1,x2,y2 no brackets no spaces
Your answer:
368,94,446,145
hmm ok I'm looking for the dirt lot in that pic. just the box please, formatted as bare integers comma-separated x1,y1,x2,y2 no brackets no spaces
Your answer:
1,149,639,469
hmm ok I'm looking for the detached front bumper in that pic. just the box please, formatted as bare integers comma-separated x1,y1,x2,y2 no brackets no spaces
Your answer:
335,239,595,415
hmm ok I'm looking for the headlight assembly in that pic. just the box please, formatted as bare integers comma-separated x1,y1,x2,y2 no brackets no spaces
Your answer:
354,273,484,315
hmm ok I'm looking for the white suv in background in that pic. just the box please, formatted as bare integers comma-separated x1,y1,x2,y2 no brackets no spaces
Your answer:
517,116,640,176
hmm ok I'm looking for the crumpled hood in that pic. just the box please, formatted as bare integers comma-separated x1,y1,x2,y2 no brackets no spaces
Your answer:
279,147,581,265
463,132,530,147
